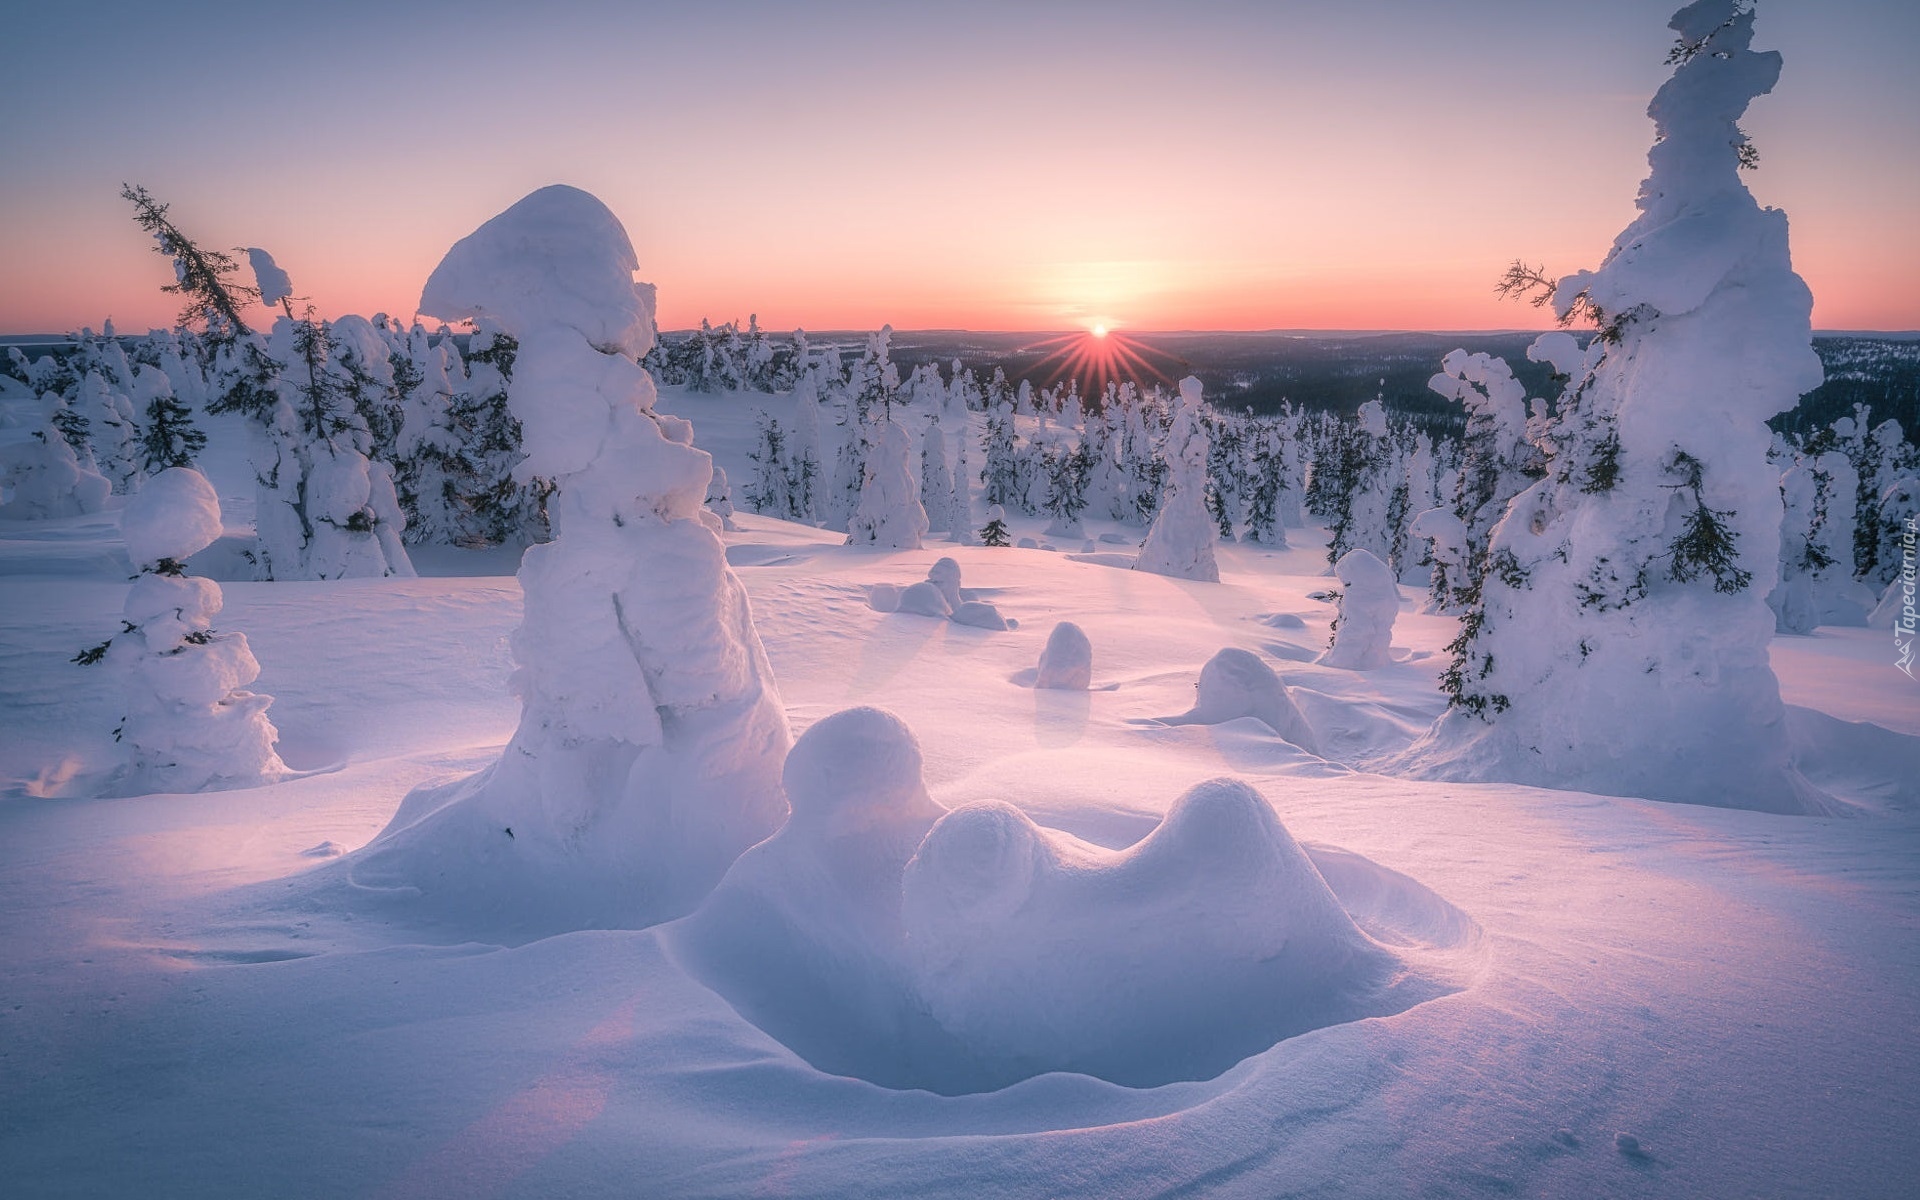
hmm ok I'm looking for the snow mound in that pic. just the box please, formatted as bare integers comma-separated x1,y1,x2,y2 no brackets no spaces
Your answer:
1034,621,1092,689
1159,648,1320,754
896,580,952,618
951,600,1014,630
870,558,1013,628
900,781,1395,1086
673,709,1466,1094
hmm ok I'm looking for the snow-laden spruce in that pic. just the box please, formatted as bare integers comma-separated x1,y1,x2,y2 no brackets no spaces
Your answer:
1319,548,1399,671
352,185,790,933
107,468,284,793
0,410,111,519
1770,439,1864,633
846,418,928,549
1393,0,1832,814
1134,376,1219,582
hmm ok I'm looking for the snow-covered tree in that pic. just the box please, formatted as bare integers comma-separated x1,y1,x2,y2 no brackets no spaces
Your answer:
0,417,111,519
1319,548,1399,670
980,503,1010,547
745,412,794,518
788,371,824,523
135,373,207,472
361,184,792,931
921,415,954,535
1135,377,1220,582
847,418,929,549
1769,436,1861,633
1395,0,1832,813
85,468,284,793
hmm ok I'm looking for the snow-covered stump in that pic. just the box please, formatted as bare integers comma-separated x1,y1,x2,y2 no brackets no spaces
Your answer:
1393,0,1834,815
1034,620,1093,690
353,185,790,933
847,419,928,549
1135,376,1220,583
1319,548,1398,671
1160,647,1319,753
109,468,284,793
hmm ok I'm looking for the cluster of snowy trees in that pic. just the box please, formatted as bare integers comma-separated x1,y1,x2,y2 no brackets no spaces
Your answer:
1768,403,1920,632
0,187,563,576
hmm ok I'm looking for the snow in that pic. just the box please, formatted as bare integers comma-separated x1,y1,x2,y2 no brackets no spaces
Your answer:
246,247,292,307
1319,548,1399,671
120,465,222,566
1134,376,1220,583
1157,646,1321,754
1,396,1917,1194
1034,619,1093,689
349,186,789,936
1393,0,1830,815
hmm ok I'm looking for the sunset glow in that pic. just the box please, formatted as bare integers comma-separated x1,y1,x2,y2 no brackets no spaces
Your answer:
1,1,1914,334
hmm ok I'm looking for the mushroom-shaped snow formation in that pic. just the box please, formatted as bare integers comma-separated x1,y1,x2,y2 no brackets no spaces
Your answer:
1319,548,1399,670
1162,648,1319,753
349,185,789,935
900,781,1395,1086
1035,620,1093,689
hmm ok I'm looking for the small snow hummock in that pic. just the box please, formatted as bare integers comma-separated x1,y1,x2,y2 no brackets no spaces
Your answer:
111,468,284,793
1135,376,1220,583
672,707,1409,1094
1034,620,1093,689
1159,647,1319,754
350,186,789,935
869,556,1014,630
1319,548,1399,670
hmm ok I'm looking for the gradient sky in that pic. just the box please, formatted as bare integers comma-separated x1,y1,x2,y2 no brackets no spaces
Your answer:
2,0,1914,334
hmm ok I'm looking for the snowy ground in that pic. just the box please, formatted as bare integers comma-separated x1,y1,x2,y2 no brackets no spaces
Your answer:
1,387,1916,1198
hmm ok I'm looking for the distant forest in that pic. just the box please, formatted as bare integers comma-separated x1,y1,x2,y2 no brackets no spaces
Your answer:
11,326,1916,442
870,329,1920,441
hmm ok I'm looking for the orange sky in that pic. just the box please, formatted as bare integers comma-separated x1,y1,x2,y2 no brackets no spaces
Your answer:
2,1,1914,335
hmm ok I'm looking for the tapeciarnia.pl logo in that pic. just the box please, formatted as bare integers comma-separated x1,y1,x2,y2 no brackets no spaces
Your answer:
1897,515,1917,679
